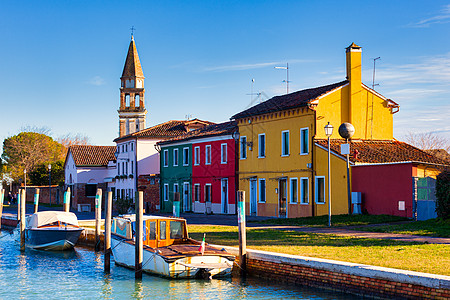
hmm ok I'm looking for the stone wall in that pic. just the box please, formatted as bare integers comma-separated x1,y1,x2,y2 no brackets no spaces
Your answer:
138,174,160,213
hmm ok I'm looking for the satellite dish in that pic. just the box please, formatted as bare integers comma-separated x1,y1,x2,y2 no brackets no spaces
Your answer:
338,123,355,140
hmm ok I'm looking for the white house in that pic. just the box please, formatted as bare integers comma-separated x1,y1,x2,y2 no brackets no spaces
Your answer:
64,145,116,211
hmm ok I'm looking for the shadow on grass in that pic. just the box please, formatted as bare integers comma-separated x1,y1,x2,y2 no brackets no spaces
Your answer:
189,228,422,248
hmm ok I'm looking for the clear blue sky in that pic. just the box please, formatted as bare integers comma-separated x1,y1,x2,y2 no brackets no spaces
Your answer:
1,1,449,147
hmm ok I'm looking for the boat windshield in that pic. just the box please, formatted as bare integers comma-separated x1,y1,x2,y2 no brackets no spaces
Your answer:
170,221,185,239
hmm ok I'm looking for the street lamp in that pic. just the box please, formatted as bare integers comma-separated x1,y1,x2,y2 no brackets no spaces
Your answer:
324,122,333,227
338,122,355,214
48,164,52,206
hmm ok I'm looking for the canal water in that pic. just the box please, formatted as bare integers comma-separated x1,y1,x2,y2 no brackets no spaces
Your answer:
0,230,362,299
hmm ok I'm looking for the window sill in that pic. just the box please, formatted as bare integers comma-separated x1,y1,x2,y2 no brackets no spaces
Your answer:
299,152,309,156
221,162,227,164
289,202,298,205
300,202,310,205
281,154,290,157
258,156,265,159
315,202,326,205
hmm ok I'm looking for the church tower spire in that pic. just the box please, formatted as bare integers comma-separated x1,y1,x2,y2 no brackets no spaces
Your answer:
118,36,147,137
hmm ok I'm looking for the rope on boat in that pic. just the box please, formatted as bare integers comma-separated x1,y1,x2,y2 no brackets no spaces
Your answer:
141,252,156,268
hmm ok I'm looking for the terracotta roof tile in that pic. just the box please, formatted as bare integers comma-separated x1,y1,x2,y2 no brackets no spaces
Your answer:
231,80,348,119
113,119,215,142
158,121,237,145
69,145,116,166
121,38,144,79
315,139,448,166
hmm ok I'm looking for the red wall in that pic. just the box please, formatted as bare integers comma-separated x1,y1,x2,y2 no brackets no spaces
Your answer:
351,163,413,218
192,138,236,206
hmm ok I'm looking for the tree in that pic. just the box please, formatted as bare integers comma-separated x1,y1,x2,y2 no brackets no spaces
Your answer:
405,132,450,152
28,160,65,186
57,133,90,149
1,132,65,181
435,170,450,219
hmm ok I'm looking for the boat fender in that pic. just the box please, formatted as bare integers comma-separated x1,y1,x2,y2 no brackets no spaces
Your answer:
195,268,211,280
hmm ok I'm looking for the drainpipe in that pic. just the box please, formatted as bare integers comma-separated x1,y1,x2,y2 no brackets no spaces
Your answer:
310,106,316,217
235,134,239,215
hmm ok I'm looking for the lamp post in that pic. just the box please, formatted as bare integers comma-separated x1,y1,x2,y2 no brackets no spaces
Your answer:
338,123,355,214
24,169,27,205
324,122,334,227
48,164,51,206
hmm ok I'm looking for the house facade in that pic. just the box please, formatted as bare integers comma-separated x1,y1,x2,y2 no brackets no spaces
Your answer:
314,139,447,220
158,122,237,214
64,145,116,211
231,43,401,218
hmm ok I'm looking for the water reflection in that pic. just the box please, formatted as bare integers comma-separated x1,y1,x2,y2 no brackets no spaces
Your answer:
0,230,364,300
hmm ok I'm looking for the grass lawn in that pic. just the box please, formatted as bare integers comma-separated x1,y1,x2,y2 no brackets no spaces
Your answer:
188,225,450,276
350,218,450,238
249,214,409,227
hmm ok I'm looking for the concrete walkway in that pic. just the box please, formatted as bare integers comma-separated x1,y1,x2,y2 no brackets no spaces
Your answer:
2,205,449,244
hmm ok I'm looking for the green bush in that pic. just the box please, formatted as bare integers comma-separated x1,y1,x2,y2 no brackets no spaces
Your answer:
435,170,450,219
114,197,133,215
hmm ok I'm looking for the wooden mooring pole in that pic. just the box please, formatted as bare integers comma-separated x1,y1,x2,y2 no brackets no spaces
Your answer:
64,187,71,212
135,191,143,279
237,190,247,277
17,191,21,223
20,188,26,251
34,188,40,213
95,189,102,251
104,191,112,273
173,192,180,217
0,189,4,229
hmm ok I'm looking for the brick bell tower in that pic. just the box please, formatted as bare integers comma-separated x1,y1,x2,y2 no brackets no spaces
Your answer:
118,35,147,137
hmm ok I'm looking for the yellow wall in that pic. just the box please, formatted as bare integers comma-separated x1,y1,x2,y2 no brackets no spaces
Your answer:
315,86,394,140
414,165,441,179
237,108,317,218
314,145,351,216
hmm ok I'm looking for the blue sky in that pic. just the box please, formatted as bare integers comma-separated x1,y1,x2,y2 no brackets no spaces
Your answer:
1,1,449,147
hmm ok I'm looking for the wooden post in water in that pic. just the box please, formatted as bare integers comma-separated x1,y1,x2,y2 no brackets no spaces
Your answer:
104,191,112,273
34,188,40,213
135,191,143,279
95,189,102,251
64,187,71,212
0,189,4,229
237,190,247,277
20,188,26,251
17,191,21,223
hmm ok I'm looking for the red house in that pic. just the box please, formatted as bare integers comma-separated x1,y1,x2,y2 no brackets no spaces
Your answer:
315,140,448,219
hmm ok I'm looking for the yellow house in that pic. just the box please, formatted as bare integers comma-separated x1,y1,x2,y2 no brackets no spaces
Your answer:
231,43,400,218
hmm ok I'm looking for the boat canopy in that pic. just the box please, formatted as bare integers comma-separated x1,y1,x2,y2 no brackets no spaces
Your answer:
26,211,79,228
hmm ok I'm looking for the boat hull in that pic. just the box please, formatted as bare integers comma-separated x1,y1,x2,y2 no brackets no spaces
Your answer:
111,235,233,279
25,228,83,251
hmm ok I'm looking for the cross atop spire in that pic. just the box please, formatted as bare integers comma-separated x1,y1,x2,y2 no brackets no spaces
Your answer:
130,26,135,40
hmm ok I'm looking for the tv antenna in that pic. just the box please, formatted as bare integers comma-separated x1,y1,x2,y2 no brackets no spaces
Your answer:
274,63,290,94
370,57,381,139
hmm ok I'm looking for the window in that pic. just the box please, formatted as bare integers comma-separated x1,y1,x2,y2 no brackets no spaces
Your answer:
117,145,120,154
240,136,247,159
163,150,168,167
131,161,134,175
282,130,290,156
259,179,266,203
85,184,97,197
258,134,266,158
205,184,212,202
221,143,227,164
194,184,201,202
118,163,120,175
290,178,298,204
183,147,189,166
300,177,309,204
173,183,179,200
205,145,211,165
160,221,166,240
125,162,128,175
173,149,179,166
149,222,156,240
300,128,309,155
163,184,169,201
131,142,134,152
315,176,325,204
194,146,200,165
170,221,185,239
125,144,128,152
